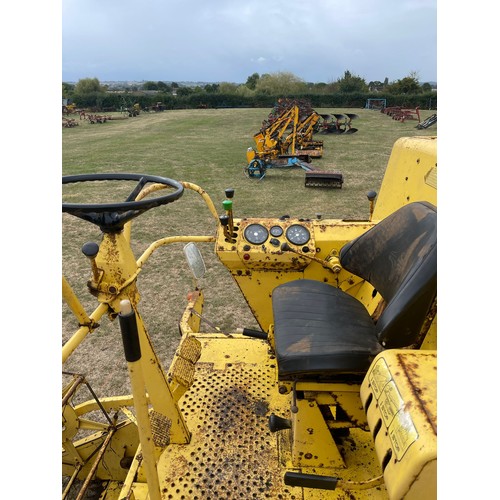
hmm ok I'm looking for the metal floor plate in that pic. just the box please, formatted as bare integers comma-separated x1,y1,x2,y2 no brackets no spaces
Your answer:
157,337,300,499
148,336,386,499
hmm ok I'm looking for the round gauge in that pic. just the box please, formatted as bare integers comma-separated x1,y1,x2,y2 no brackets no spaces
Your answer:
270,225,283,237
286,224,310,246
244,224,269,245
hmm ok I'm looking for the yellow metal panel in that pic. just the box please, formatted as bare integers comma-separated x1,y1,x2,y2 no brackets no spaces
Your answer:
360,350,437,500
292,399,345,467
373,136,437,220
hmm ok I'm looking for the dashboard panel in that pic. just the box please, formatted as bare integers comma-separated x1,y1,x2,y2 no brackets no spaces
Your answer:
234,218,315,270
242,221,312,248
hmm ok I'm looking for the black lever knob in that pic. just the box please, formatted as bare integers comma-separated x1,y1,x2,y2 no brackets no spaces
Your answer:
269,414,292,432
82,242,99,258
280,242,291,252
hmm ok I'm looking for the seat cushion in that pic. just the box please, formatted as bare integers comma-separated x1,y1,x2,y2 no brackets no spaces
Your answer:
272,279,383,380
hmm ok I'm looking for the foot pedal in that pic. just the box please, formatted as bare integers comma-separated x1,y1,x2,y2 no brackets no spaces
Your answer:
177,335,202,363
171,357,196,388
149,410,172,447
170,336,202,388
269,414,292,432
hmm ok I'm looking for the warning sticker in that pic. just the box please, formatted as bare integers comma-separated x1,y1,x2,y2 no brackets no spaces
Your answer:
389,410,419,460
367,357,392,399
366,354,420,461
378,380,404,427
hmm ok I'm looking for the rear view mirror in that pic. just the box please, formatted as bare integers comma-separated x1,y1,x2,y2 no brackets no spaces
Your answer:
183,242,206,280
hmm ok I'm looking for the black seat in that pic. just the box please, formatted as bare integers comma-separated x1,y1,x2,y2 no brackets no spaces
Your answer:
272,201,437,381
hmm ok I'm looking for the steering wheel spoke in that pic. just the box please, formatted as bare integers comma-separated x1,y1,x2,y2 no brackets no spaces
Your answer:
125,176,148,203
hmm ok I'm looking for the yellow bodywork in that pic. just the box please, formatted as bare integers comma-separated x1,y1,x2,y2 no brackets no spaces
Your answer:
360,350,437,500
372,136,437,220
62,136,437,499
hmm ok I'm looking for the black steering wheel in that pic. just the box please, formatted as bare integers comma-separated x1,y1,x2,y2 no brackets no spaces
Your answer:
62,173,184,232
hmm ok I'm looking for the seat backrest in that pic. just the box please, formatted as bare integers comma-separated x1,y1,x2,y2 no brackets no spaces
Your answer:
339,201,437,348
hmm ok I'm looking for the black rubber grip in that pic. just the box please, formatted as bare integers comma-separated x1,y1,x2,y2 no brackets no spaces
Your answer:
119,311,142,362
284,472,339,490
241,328,268,340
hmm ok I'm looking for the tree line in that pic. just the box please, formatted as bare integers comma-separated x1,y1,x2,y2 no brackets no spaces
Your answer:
62,71,437,111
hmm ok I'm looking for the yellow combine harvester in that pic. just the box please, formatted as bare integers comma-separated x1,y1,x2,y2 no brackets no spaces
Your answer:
62,136,437,499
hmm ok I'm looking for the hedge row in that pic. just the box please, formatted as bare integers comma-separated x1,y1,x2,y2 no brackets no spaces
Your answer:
70,91,437,112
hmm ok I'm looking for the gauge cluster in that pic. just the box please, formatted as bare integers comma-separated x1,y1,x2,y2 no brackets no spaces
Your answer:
218,218,315,271
241,219,312,250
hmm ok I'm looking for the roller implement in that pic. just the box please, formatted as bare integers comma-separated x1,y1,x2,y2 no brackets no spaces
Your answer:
303,169,344,188
245,150,344,188
62,136,437,499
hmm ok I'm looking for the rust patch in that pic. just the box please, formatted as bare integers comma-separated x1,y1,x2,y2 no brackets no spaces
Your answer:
396,352,437,434
253,399,269,416
161,362,299,499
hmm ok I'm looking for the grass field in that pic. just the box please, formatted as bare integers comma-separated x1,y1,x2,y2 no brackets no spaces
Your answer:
62,106,437,398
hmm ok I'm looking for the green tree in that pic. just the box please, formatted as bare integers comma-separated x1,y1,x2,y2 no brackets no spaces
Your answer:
308,82,327,94
254,72,307,95
218,82,239,94
368,81,385,92
62,82,75,99
204,83,219,93
324,81,339,93
245,73,260,90
142,81,159,90
235,85,255,97
387,72,421,94
157,81,171,92
176,86,193,96
336,70,368,93
74,77,103,94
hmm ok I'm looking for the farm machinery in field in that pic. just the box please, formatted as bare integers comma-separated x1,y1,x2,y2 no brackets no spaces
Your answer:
382,106,420,123
417,113,437,129
62,135,437,499
245,102,344,187
317,113,359,134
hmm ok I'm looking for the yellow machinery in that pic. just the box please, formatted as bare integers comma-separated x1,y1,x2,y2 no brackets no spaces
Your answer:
62,136,437,499
249,105,323,161
245,105,344,187
251,104,301,160
291,110,324,157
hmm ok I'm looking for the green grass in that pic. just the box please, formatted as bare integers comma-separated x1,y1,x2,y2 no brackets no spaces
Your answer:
62,106,437,397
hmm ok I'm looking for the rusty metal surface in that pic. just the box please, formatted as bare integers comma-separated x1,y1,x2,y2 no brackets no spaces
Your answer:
396,350,437,434
156,337,301,499
152,337,389,499
360,349,437,499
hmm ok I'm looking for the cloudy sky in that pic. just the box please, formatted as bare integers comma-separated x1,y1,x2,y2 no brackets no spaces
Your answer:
62,0,437,84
